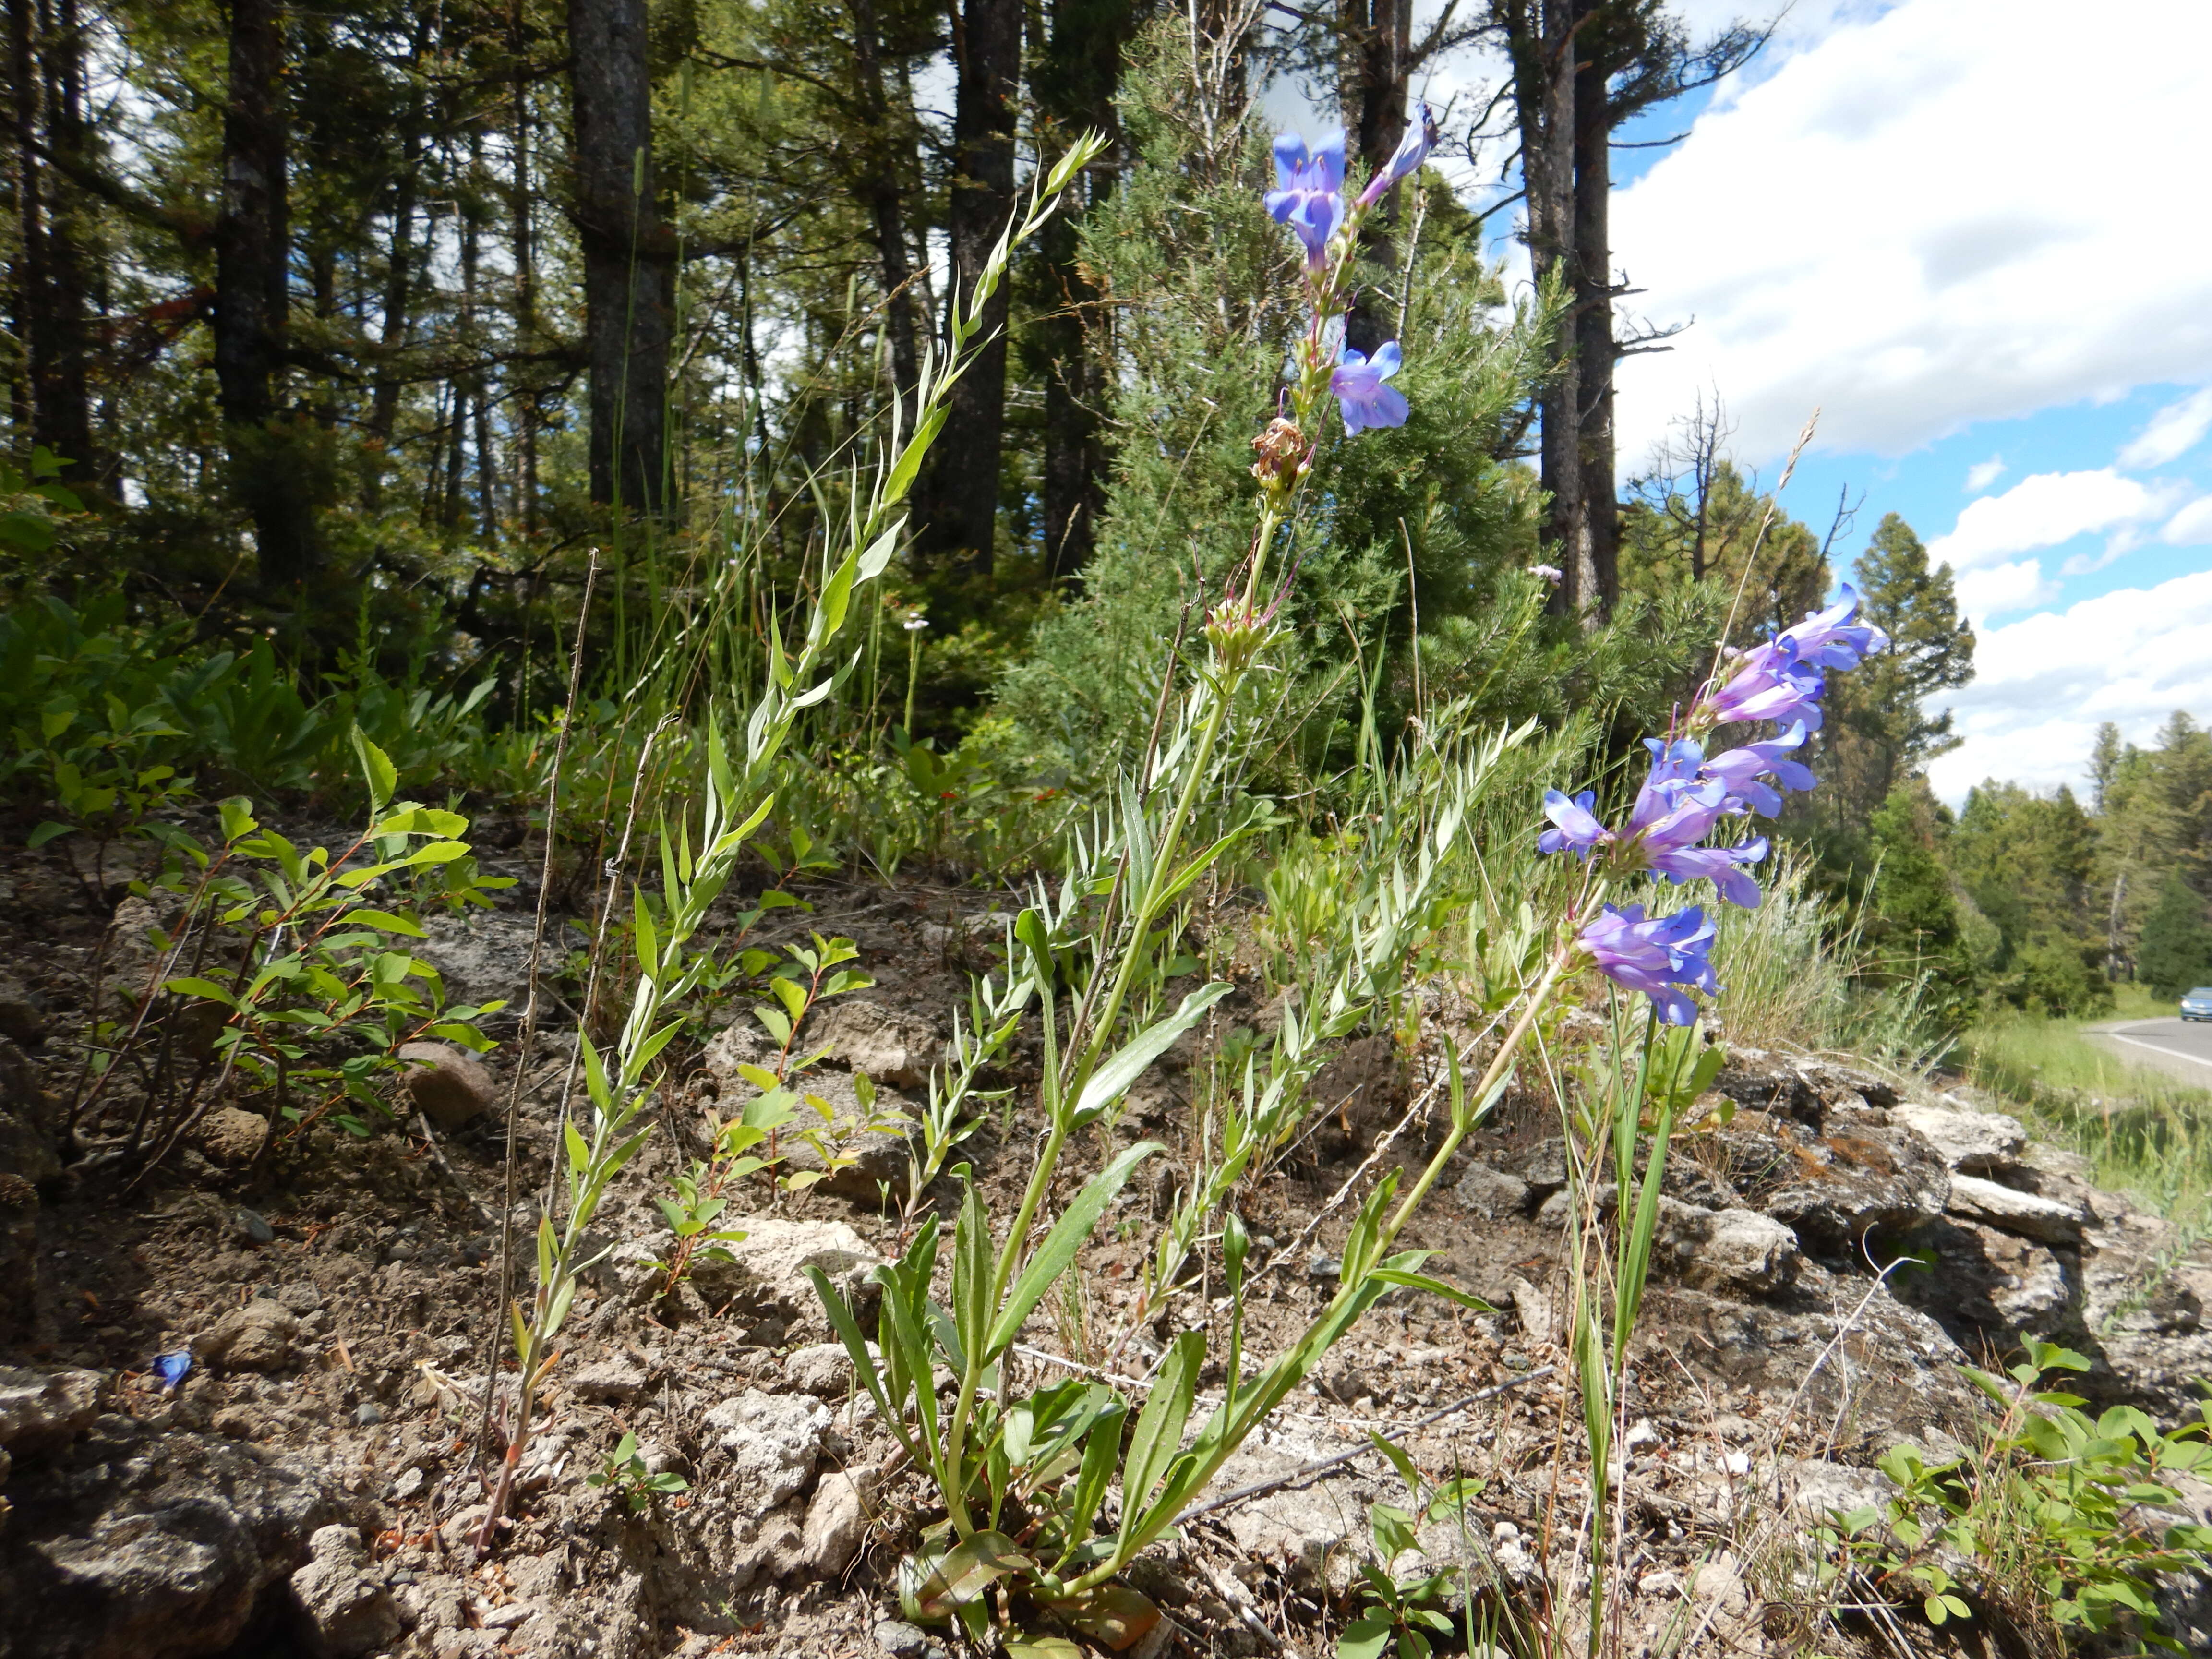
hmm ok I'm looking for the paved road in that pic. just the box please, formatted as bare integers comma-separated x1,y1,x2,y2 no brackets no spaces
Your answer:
2086,1016,2212,1087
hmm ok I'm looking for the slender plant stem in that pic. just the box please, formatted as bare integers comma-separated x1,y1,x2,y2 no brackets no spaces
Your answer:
474,553,597,1555
1381,940,1574,1246
943,639,1244,1541
994,674,1237,1318
903,624,922,736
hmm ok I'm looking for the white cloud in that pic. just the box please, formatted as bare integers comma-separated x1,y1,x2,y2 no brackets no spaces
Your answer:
2061,526,2148,578
1926,469,2166,571
1926,569,2212,803
2118,387,2212,469
2165,495,2212,546
1952,559,2056,622
1964,455,2005,492
1609,0,2212,462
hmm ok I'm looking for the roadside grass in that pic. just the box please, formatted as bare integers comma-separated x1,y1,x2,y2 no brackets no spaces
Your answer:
1963,985,2212,1223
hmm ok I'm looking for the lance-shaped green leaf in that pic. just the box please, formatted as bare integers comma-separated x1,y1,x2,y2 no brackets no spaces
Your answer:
858,520,904,582
985,1140,1161,1360
625,1018,686,1088
1154,817,1263,909
805,1264,915,1462
883,410,947,508
1056,1399,1127,1569
337,908,428,938
952,1180,990,1382
579,1034,614,1116
1118,1329,1202,1542
1069,982,1233,1130
164,976,238,1008
633,891,661,982
1133,1249,1427,1550
904,1530,1033,1624
351,727,397,810
1367,1268,1487,1312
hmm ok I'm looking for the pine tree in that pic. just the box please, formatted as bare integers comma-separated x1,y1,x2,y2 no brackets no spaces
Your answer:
2090,721,2124,811
2139,872,2212,998
1952,781,2110,1015
1825,513,1975,830
1864,779,1973,1019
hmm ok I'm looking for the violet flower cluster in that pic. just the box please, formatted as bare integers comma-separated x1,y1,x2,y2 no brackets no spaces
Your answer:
1538,587,1891,1023
1265,111,1431,439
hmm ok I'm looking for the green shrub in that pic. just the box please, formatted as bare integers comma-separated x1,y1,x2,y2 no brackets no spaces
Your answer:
1819,1339,2212,1650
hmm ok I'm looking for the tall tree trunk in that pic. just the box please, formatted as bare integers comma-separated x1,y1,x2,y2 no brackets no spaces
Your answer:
1338,0,1409,356
361,143,418,512
1513,0,1589,617
461,149,497,542
919,0,1021,580
8,0,94,472
214,0,313,589
849,0,921,413
1572,39,1615,615
10,0,52,444
509,0,539,538
39,0,93,473
444,382,468,528
1034,204,1106,583
567,0,672,512
1031,0,1130,584
475,373,499,541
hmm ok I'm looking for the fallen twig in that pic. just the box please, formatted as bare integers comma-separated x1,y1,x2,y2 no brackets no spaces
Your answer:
1198,1560,1291,1654
1174,1365,1556,1525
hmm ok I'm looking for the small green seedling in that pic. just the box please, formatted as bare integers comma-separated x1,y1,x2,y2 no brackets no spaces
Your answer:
586,1431,689,1513
1340,1433,1486,1659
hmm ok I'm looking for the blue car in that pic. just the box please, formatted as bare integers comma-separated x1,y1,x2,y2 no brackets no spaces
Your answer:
2185,987,2212,1022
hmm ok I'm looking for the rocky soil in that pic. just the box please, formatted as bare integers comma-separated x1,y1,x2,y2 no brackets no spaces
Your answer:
4,824,2212,1659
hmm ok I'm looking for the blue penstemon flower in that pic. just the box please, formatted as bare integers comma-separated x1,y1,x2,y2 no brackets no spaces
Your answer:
1266,130,1346,270
1331,343,1408,434
1580,903,1721,1027
1536,585,1890,1022
1355,104,1435,210
1268,119,1427,442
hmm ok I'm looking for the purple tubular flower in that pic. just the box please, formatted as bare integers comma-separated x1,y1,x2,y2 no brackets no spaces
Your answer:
1776,584,1890,670
1580,903,1721,1026
1266,131,1346,267
1331,342,1409,434
1629,772,1731,856
1706,642,1827,732
1702,721,1817,817
1539,789,1611,857
1354,104,1433,209
1649,835,1769,910
1631,738,1707,824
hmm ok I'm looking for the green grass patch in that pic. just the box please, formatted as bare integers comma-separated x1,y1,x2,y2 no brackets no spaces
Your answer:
1963,986,2212,1222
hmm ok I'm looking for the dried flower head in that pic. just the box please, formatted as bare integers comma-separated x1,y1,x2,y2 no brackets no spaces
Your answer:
1250,417,1307,483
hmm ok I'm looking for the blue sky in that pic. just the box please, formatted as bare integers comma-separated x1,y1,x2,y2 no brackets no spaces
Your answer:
1311,0,2212,802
